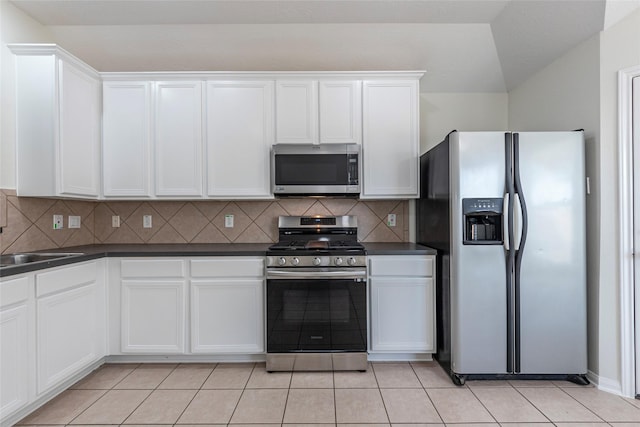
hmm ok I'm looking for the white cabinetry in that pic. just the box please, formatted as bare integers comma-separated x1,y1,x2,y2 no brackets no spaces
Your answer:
10,45,101,198
0,275,33,421
276,80,361,144
369,255,435,353
102,81,152,197
191,258,265,353
103,81,204,198
35,261,106,394
362,80,419,198
120,259,187,353
155,81,203,197
206,81,274,198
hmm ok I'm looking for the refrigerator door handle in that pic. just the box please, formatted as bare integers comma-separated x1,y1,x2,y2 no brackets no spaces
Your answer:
514,193,523,249
503,193,510,250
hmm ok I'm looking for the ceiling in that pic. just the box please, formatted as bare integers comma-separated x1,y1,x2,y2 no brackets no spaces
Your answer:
9,0,608,92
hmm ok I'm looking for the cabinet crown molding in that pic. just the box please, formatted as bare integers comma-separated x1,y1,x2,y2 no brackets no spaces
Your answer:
8,43,101,78
101,70,426,81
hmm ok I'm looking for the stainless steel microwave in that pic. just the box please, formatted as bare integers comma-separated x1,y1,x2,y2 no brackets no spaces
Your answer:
271,143,361,196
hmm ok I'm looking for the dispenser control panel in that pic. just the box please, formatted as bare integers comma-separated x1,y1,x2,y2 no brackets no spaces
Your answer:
462,198,503,245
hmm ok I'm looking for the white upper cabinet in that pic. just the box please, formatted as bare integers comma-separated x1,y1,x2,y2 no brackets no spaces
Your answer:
102,81,152,197
276,79,361,145
276,81,318,144
319,80,362,144
206,81,274,198
58,60,101,197
361,80,419,199
155,81,204,197
10,45,101,198
103,80,204,198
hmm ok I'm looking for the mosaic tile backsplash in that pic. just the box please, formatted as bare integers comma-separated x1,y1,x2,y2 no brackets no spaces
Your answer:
0,189,409,254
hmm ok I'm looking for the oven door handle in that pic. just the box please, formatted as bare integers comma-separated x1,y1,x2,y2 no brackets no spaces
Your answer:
266,268,367,280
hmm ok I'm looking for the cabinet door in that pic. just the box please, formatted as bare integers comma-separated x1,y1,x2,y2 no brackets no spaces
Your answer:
103,81,152,197
370,277,435,352
121,280,186,353
155,81,204,197
0,304,30,417
206,81,274,198
36,281,104,394
319,80,361,144
276,80,318,144
191,279,264,353
362,80,419,198
58,59,101,197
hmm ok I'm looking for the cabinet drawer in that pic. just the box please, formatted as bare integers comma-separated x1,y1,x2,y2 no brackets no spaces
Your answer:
368,256,433,277
36,262,97,297
0,276,30,308
121,259,185,278
191,258,264,278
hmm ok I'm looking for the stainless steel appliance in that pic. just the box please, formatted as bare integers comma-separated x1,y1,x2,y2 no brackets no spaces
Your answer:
266,215,367,371
417,130,588,385
271,143,360,196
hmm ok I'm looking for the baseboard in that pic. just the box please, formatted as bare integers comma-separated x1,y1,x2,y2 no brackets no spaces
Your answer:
588,369,623,396
104,354,266,363
367,352,434,362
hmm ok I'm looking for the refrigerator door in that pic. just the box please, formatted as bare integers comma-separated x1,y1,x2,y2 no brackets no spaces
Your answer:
515,131,587,374
450,131,508,374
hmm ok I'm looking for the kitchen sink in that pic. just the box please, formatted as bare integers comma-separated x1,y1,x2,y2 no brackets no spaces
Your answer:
0,252,84,268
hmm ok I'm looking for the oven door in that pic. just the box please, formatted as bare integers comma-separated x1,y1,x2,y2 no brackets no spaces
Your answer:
266,269,367,353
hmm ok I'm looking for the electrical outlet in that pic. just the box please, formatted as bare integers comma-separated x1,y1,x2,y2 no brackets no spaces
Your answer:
224,214,234,228
112,215,120,228
68,215,81,229
53,215,64,229
143,215,152,228
387,213,397,227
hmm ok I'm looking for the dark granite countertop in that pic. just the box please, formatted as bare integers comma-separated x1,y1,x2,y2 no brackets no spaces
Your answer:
362,242,437,255
1,242,436,277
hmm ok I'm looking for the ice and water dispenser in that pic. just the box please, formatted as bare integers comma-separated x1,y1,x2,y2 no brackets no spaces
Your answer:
462,198,503,244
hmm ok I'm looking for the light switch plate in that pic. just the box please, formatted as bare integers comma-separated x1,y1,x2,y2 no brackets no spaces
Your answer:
143,215,152,228
112,215,120,228
225,214,234,228
53,215,64,229
68,215,81,229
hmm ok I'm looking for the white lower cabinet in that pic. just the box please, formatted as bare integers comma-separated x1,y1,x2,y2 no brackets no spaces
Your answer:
191,258,265,353
35,261,106,394
369,255,435,353
0,276,32,421
120,259,187,353
116,257,264,355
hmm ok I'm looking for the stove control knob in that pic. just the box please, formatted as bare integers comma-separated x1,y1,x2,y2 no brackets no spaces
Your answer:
312,257,322,266
277,257,286,266
347,257,358,266
334,257,344,266
291,257,300,266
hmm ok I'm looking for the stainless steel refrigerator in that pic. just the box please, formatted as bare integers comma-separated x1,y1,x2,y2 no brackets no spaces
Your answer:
417,130,588,385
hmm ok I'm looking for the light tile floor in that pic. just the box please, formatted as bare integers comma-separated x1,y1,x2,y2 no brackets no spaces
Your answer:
17,361,640,426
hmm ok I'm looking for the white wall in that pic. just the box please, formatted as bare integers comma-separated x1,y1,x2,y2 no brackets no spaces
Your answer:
598,5,640,393
420,93,508,154
0,1,53,189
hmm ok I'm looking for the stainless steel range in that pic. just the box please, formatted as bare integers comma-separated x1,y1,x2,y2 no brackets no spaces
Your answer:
266,215,368,372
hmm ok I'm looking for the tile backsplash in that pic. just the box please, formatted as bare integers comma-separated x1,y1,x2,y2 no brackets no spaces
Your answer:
0,189,409,254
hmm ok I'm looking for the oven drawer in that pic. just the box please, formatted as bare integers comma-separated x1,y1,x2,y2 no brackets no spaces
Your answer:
368,255,433,277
